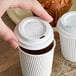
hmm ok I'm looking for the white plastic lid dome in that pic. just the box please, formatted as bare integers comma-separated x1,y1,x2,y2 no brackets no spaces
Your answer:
14,17,54,50
57,11,76,38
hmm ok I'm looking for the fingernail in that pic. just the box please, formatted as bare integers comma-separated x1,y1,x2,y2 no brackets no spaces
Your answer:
7,38,19,49
47,16,53,23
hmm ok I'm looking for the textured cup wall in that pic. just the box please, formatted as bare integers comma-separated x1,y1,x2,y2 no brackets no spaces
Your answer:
19,48,54,76
60,34,76,62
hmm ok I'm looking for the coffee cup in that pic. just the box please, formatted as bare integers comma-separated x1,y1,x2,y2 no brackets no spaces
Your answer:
57,11,76,62
14,17,56,76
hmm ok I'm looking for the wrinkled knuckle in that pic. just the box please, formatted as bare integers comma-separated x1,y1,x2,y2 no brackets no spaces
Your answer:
38,12,43,17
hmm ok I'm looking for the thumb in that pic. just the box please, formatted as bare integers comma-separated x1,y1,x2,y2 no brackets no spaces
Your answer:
0,18,19,49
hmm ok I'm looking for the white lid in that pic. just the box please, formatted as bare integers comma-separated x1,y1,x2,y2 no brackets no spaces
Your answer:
14,17,54,50
57,11,76,38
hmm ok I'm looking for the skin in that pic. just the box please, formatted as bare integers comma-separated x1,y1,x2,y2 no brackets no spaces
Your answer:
0,0,53,49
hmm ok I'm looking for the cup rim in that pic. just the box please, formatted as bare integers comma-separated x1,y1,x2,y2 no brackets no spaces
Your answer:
18,39,56,56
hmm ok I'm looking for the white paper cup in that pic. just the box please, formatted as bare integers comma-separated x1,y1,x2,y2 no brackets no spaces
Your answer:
18,40,55,76
14,17,56,76
57,11,76,62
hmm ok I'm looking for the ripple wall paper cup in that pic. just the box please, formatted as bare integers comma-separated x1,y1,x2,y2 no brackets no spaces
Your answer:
14,17,56,76
57,11,76,62
18,41,55,76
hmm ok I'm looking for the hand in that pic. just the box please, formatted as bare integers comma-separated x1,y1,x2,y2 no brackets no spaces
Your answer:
0,0,53,49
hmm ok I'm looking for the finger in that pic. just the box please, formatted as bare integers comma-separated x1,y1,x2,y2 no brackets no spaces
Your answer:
0,18,19,49
31,0,53,23
0,0,15,17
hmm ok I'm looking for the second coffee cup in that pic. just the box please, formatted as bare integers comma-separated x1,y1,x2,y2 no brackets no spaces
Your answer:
57,11,76,62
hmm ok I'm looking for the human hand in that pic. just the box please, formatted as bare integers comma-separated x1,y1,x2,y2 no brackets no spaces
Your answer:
0,0,53,49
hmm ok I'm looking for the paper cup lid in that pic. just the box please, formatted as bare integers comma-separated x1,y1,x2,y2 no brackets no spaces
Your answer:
14,17,54,50
57,11,76,37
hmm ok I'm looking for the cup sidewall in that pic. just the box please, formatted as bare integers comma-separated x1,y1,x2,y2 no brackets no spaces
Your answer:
59,31,76,62
18,40,56,76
